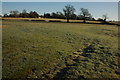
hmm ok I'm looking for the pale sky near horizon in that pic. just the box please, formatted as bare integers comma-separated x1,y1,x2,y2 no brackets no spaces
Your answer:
1,0,119,2
2,2,118,21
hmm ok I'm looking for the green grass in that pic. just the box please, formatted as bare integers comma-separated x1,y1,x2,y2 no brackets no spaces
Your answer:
2,20,119,79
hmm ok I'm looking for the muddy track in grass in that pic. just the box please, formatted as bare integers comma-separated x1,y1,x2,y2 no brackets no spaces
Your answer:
27,42,112,79
33,47,86,80
52,48,87,80
34,43,95,79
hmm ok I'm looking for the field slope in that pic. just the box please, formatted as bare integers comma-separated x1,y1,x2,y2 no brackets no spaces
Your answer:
2,20,120,79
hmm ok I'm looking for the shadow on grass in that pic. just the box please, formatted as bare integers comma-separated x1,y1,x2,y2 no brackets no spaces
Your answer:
53,67,86,80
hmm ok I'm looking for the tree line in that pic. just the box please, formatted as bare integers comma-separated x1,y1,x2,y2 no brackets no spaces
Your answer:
3,5,108,23
4,9,39,18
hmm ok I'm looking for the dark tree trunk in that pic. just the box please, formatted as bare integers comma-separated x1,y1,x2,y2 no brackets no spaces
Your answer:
67,18,69,23
83,17,86,23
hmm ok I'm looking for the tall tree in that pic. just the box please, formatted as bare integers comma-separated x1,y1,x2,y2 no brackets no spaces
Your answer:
80,8,91,23
63,5,76,23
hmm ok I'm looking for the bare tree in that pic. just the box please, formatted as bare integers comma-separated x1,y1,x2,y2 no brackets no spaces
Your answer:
63,5,76,23
80,8,91,23
102,14,108,22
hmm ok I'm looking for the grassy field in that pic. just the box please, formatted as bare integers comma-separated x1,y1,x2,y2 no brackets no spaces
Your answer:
2,20,120,79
